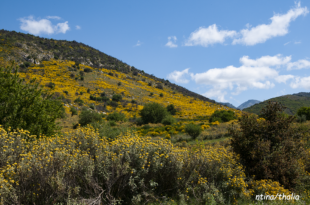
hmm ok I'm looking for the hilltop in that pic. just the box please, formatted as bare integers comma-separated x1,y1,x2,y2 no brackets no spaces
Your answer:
237,99,260,110
243,93,310,115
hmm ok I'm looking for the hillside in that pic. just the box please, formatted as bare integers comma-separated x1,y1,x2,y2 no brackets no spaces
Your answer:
219,102,237,109
0,29,222,105
243,93,310,115
237,99,260,110
0,30,242,134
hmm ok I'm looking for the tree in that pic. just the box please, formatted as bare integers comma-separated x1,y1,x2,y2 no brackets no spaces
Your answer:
209,110,236,123
139,102,168,124
229,101,307,190
297,106,310,121
166,104,177,115
0,63,64,137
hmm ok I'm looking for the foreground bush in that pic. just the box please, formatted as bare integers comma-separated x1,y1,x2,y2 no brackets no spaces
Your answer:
229,101,309,190
0,64,64,137
0,125,256,204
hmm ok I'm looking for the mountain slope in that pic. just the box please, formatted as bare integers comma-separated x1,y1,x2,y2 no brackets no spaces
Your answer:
0,30,242,133
238,100,260,110
243,93,310,115
0,29,222,105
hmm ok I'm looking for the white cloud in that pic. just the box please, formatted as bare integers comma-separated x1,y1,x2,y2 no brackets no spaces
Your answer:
165,36,178,48
284,41,291,46
167,68,191,83
294,41,301,44
203,89,227,102
232,2,308,45
290,76,310,89
287,59,310,70
46,16,61,20
185,24,237,47
19,16,70,35
134,40,142,47
76,25,81,30
240,54,291,67
275,75,295,83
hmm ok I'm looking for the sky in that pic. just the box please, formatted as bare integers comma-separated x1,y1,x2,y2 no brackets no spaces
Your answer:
1,0,310,107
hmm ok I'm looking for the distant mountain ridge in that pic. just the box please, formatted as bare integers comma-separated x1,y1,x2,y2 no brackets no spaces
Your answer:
219,102,237,109
238,100,261,110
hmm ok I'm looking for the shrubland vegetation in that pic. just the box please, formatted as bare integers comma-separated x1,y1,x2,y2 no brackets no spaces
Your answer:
0,31,310,204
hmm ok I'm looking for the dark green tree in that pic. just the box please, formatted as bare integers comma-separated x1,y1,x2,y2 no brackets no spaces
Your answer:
0,63,64,137
229,101,307,190
297,106,310,121
139,102,168,124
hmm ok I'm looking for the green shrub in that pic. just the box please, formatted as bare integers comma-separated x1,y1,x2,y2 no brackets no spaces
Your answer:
117,82,122,86
209,110,236,123
46,82,55,89
0,64,64,137
159,93,163,97
84,68,92,73
70,107,78,116
78,107,105,127
109,120,116,126
296,114,307,123
139,102,168,124
112,94,122,102
166,104,177,115
185,123,202,139
87,88,90,93
74,97,84,106
90,95,109,102
229,101,307,190
161,115,176,125
106,111,126,122
80,76,84,81
89,104,95,110
297,106,310,120
63,90,69,95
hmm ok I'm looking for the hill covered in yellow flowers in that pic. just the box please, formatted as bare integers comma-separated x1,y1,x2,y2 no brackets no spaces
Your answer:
0,29,242,134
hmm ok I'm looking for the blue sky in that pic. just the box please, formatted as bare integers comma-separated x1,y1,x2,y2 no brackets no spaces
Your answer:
1,0,310,107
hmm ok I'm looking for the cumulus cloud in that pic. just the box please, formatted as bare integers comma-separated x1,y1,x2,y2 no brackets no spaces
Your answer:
290,76,310,89
165,36,178,48
185,24,236,47
240,54,291,67
76,25,81,30
46,16,61,20
275,75,295,83
287,59,310,70
232,2,309,45
19,16,70,35
167,68,191,83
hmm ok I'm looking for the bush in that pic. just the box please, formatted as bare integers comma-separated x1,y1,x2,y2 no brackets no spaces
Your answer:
112,94,122,102
296,114,307,123
63,90,69,95
90,95,109,102
166,104,177,115
106,111,126,122
148,82,152,86
87,88,90,93
185,123,202,139
78,107,105,127
149,92,153,96
209,110,236,123
89,104,95,110
159,93,163,97
45,82,55,89
139,102,168,124
108,100,118,108
229,101,307,190
156,84,163,89
80,76,84,81
0,64,65,137
84,68,92,73
70,107,78,116
74,97,84,106
118,82,122,86
297,106,310,121
161,115,176,125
